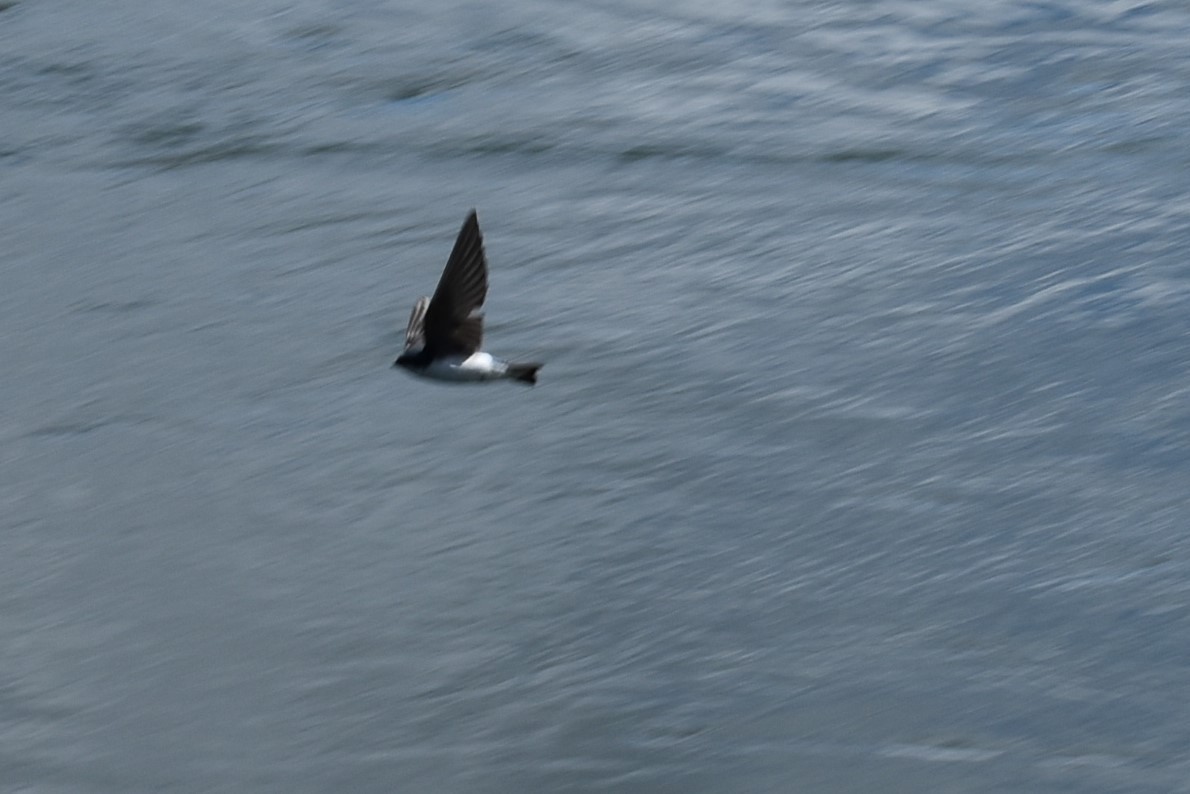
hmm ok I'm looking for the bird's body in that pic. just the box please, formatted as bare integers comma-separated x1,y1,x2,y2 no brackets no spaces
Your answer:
393,211,542,385
409,351,506,382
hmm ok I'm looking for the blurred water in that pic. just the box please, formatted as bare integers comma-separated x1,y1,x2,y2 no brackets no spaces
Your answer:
2,1,1189,791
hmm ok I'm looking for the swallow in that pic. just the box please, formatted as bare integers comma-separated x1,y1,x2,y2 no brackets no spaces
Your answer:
393,210,542,385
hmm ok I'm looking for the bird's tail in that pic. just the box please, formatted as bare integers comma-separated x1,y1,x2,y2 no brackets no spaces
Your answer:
507,363,542,385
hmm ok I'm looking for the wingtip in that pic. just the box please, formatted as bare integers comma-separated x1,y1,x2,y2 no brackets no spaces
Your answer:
459,208,482,241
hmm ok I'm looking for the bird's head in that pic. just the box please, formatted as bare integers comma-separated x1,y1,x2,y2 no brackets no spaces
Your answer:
393,349,421,371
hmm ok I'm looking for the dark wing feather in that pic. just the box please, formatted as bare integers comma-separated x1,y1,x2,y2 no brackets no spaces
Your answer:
423,210,488,355
404,296,429,351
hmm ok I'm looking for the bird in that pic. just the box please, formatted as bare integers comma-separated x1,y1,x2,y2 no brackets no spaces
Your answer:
393,210,542,385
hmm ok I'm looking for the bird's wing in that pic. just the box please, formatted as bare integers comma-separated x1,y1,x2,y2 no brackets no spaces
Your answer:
423,210,488,356
404,296,429,351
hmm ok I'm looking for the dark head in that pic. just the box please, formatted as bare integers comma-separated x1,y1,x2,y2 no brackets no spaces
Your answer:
393,347,430,372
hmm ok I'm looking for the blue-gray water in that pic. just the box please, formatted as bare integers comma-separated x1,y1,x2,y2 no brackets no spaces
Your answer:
3,1,1189,791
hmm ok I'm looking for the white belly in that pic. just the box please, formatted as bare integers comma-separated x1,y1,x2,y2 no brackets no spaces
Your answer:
422,352,508,382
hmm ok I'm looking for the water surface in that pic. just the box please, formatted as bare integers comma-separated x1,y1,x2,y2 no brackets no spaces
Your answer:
2,1,1189,791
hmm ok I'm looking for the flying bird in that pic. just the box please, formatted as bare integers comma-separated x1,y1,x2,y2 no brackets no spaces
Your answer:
393,210,542,385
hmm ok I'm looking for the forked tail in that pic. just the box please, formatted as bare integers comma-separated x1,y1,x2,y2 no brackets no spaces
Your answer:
507,363,543,385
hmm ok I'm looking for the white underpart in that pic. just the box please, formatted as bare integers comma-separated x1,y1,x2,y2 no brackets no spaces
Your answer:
422,351,510,382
